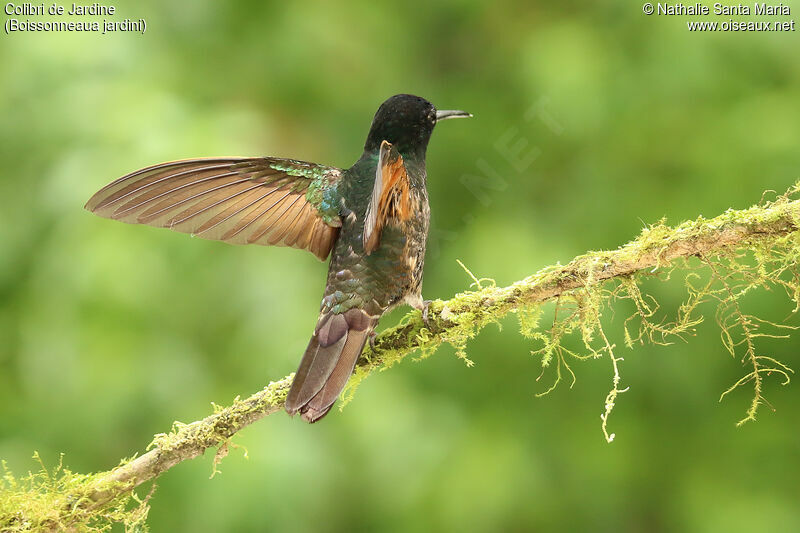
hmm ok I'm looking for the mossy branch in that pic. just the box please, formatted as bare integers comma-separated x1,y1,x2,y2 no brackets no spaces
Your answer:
3,185,800,531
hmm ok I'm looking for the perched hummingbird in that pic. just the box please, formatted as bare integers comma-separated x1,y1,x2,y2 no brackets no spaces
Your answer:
85,94,471,422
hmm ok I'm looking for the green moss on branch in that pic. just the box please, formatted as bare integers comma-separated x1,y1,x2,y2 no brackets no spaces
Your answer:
3,185,800,531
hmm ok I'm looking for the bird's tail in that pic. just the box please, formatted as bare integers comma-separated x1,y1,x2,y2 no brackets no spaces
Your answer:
285,308,376,423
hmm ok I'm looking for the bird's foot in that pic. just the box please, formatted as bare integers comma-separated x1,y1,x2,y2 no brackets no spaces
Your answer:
421,300,434,326
412,299,433,327
368,330,378,351
407,295,434,327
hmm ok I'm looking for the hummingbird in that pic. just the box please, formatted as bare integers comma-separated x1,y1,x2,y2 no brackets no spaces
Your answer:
85,94,472,422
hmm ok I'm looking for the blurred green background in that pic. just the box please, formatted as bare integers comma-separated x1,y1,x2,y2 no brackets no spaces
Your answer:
2,1,800,531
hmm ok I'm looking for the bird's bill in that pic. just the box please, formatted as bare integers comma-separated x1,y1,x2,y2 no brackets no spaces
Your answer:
435,109,472,121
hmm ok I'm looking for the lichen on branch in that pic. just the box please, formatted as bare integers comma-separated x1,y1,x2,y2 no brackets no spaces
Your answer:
3,184,800,532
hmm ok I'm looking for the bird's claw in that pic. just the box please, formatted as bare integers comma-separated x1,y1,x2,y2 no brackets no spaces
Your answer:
421,299,433,327
368,330,378,351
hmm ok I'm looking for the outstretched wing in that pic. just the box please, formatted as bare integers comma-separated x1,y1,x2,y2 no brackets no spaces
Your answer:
363,140,412,254
85,157,343,261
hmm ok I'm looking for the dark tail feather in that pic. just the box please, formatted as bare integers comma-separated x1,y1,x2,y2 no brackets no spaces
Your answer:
285,308,374,423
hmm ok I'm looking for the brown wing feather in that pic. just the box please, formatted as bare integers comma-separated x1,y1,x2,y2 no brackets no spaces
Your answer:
85,157,342,261
363,141,412,254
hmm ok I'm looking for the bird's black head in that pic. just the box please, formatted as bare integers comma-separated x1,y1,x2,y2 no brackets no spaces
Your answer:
363,94,471,160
